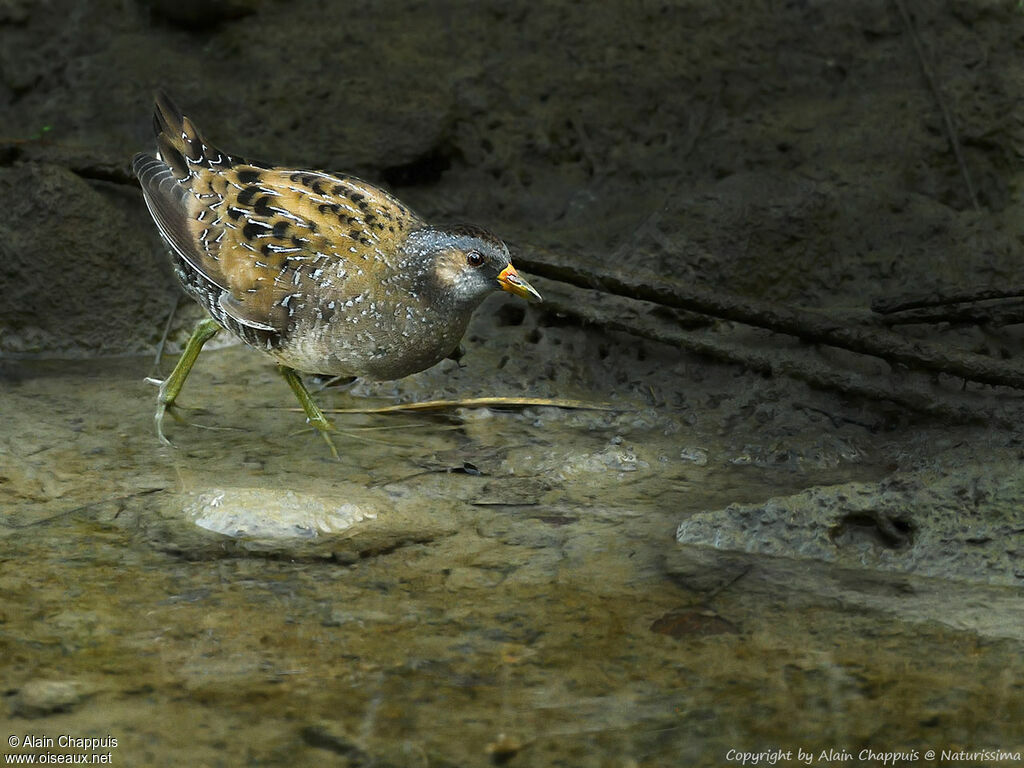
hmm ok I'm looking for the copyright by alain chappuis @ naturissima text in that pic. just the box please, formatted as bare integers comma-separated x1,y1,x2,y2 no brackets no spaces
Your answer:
5,734,118,764
725,746,1023,766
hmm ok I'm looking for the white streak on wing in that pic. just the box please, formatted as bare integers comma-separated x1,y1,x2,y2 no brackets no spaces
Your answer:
268,206,308,224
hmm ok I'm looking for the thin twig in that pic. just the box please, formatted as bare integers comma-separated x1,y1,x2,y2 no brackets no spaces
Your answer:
4,488,165,529
295,397,620,415
610,98,716,263
540,293,1012,427
149,294,181,378
881,300,1024,328
512,242,1024,390
873,286,1024,315
892,0,980,211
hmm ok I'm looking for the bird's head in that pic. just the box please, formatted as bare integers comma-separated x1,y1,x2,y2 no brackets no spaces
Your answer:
403,224,542,310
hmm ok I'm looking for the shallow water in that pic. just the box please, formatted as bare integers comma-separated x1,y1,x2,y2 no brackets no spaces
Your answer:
2,347,1022,766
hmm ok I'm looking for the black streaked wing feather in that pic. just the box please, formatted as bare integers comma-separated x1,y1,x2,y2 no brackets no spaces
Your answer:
218,293,278,332
131,152,230,294
135,93,424,339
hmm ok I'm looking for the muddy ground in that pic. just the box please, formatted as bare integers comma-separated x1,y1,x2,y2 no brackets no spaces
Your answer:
2,1,1023,766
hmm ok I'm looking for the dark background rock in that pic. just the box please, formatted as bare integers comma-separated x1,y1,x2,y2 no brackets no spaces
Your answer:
1,0,1021,358
2,3,1024,763
0,163,175,355
676,455,1024,587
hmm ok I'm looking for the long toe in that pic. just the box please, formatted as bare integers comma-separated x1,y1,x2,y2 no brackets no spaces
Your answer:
154,403,173,446
307,417,341,460
320,430,341,461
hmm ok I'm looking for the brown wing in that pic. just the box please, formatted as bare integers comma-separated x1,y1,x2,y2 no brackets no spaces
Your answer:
206,166,421,332
133,92,422,333
133,91,251,296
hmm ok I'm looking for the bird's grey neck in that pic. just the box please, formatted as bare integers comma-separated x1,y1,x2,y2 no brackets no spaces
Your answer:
403,227,455,255
400,230,478,312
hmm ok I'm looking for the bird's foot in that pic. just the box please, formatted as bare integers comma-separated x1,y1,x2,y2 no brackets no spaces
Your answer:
144,317,221,448
300,401,341,461
280,365,342,460
288,419,341,461
314,420,341,462
144,376,175,446
145,376,210,446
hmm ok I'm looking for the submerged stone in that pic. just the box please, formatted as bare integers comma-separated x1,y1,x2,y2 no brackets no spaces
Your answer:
127,484,460,561
183,488,377,540
9,680,92,718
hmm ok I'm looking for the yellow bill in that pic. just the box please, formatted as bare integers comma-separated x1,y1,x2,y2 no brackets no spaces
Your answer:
497,264,542,302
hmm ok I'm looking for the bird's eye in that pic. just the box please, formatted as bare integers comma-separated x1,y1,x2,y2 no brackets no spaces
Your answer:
466,251,484,267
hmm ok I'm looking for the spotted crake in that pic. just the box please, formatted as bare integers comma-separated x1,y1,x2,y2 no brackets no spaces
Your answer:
133,91,540,457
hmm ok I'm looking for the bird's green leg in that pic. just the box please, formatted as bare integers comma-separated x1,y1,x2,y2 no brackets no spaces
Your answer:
279,365,340,460
145,316,221,445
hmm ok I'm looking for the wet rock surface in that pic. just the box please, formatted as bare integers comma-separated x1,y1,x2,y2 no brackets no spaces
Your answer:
677,452,1024,587
0,164,176,356
8,680,95,719
2,0,1024,765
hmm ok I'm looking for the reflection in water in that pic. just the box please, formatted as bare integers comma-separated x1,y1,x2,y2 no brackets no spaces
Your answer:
1,351,1021,765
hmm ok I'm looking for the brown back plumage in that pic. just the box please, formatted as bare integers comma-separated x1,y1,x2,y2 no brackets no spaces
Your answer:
132,92,423,335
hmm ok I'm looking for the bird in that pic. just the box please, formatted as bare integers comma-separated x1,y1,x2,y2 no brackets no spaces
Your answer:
132,92,541,458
